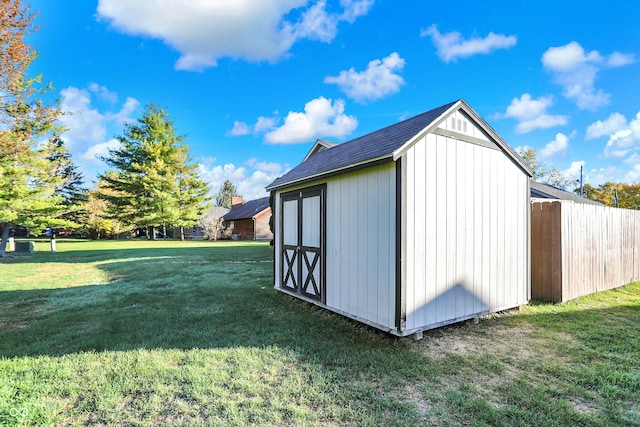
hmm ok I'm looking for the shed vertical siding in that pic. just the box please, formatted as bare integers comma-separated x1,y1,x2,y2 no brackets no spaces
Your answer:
403,133,529,332
274,162,397,332
325,163,396,330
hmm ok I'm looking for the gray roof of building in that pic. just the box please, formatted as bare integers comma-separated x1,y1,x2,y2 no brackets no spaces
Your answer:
223,197,271,221
530,181,603,205
266,100,459,190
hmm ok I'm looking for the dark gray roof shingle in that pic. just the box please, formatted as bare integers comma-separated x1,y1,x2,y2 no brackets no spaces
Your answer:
266,100,459,190
223,197,271,221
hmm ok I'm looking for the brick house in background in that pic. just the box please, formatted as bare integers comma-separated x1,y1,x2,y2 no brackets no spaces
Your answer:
222,196,273,240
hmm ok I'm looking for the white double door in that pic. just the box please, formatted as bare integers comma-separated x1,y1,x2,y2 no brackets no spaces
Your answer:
281,185,325,303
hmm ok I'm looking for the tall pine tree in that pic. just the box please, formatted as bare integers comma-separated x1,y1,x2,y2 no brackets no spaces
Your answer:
45,134,87,226
214,179,238,208
98,104,210,239
174,161,210,240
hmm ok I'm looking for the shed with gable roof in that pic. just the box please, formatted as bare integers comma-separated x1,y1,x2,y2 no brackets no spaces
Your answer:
266,99,533,336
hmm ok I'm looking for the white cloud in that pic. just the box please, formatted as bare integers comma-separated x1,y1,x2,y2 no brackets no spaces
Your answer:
254,116,278,133
264,96,358,144
96,0,373,71
59,86,109,149
59,86,140,149
88,83,118,103
340,0,374,22
604,111,640,159
245,158,285,174
516,115,569,134
561,160,586,188
324,52,405,103
586,166,622,186
542,41,634,110
541,41,602,71
586,112,627,140
58,84,140,184
227,121,251,137
80,138,122,164
294,0,336,42
563,160,585,177
198,159,289,201
624,153,640,165
421,25,517,63
540,132,570,159
504,94,553,120
200,156,217,165
624,161,640,183
227,116,279,137
607,51,636,67
500,93,568,134
112,97,140,124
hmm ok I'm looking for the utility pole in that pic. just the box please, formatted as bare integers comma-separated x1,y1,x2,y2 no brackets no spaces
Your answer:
579,165,583,197
576,165,584,197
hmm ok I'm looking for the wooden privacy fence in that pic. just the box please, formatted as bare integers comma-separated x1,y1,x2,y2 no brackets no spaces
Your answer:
531,200,640,302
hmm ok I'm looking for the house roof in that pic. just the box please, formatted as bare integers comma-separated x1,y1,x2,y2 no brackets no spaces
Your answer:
303,139,339,161
266,99,532,191
530,181,603,205
222,197,271,221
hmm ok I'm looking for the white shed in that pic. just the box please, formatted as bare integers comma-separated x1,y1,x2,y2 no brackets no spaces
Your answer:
266,99,533,336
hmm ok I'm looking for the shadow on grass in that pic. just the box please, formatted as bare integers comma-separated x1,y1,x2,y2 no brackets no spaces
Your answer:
1,242,414,378
3,243,640,426
2,242,639,372
3,243,640,355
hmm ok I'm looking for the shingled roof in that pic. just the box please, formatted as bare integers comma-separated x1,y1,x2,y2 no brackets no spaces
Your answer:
530,181,604,205
223,197,271,221
266,100,459,191
266,99,531,191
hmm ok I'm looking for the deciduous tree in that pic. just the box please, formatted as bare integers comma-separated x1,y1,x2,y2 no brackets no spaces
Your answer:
517,147,572,190
0,0,67,257
199,207,231,241
580,182,640,209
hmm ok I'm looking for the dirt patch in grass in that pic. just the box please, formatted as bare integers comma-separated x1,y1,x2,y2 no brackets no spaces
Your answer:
402,384,433,417
418,324,539,359
412,321,592,417
417,321,580,368
569,396,600,416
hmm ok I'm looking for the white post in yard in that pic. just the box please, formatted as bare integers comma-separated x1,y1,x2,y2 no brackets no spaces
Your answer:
50,235,56,252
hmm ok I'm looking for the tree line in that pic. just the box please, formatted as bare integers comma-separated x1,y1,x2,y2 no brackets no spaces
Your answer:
0,0,242,256
3,1,638,256
518,148,640,208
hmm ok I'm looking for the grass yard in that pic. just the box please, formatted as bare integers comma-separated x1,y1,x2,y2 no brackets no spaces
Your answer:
1,239,639,426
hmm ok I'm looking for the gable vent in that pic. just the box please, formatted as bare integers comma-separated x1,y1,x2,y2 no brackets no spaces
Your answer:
450,117,468,133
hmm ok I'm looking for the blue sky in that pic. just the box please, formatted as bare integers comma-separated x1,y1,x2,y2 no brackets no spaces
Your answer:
28,0,640,200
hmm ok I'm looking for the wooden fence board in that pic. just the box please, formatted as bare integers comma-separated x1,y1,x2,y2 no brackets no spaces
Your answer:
531,200,640,302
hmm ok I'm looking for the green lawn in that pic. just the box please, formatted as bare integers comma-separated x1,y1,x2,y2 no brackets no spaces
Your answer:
1,239,639,426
